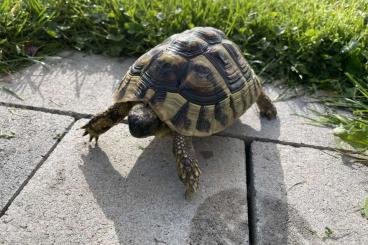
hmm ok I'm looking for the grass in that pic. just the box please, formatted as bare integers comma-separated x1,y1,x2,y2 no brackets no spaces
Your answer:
0,86,24,100
0,0,367,152
0,129,15,139
362,197,368,219
313,74,368,153
322,226,334,240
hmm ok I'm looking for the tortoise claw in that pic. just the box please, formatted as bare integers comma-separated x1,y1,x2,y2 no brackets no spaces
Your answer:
260,108,277,120
185,189,194,200
88,134,99,143
81,122,100,143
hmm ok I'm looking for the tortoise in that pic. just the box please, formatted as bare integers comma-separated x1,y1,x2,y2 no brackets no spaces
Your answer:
82,27,277,199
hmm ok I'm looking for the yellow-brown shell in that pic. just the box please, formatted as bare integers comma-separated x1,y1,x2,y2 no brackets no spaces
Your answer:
113,27,262,136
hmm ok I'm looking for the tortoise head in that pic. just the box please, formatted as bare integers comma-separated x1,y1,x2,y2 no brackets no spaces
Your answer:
128,103,170,138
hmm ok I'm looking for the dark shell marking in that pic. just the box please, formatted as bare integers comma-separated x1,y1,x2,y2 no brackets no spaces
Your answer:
171,102,191,130
214,102,228,126
229,96,237,118
196,106,211,133
113,27,262,136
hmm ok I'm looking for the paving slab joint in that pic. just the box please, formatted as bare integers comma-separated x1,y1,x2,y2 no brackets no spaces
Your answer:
0,119,77,217
0,102,93,119
245,141,257,245
0,102,132,124
218,132,360,156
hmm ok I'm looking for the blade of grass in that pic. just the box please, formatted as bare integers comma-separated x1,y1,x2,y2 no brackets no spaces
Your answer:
0,86,24,100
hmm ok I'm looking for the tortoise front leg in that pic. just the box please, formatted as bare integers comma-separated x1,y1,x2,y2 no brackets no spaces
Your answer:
82,102,131,142
172,133,201,199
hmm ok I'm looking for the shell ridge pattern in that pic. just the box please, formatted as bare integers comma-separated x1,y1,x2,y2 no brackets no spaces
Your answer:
190,28,223,45
202,47,246,94
222,42,252,79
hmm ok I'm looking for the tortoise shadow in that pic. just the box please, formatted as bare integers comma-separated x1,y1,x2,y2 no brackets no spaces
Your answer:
237,116,290,244
234,114,322,244
78,110,322,244
79,100,322,244
228,114,323,244
80,133,250,244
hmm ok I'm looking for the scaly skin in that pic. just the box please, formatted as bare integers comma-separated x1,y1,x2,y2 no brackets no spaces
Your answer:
82,102,131,142
256,90,277,119
172,133,201,200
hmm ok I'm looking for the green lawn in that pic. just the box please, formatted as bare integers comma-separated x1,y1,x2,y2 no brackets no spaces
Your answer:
1,0,367,152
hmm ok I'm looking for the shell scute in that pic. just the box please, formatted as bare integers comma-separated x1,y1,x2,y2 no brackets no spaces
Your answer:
190,27,224,44
130,47,164,75
222,41,251,76
144,52,187,91
168,34,208,58
204,45,246,93
179,57,229,105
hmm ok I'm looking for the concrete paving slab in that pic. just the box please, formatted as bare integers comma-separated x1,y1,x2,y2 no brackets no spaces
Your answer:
0,51,135,115
0,120,248,245
251,142,368,244
222,94,339,149
0,106,73,212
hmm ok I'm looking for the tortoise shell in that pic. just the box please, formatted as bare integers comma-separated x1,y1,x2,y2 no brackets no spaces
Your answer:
113,27,262,137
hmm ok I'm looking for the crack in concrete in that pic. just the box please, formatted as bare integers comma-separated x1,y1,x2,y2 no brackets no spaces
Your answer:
0,119,77,218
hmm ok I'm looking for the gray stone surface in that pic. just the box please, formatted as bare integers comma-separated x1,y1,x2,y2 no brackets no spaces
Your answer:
0,51,135,115
222,95,339,149
251,142,368,244
0,106,73,212
0,120,248,245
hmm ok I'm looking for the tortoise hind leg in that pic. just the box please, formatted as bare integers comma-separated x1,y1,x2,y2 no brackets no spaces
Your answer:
256,90,277,119
82,102,131,142
172,133,201,200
